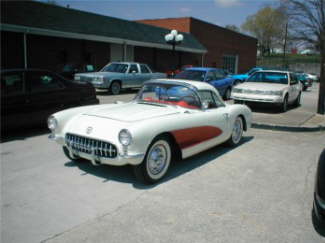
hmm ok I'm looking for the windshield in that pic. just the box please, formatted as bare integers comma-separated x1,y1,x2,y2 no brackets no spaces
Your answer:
247,68,260,76
101,63,128,73
174,70,206,81
135,83,201,109
297,74,307,81
247,72,289,85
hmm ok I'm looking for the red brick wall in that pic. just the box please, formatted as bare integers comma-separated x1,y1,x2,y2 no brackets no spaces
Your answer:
136,17,257,73
189,18,257,73
137,18,191,33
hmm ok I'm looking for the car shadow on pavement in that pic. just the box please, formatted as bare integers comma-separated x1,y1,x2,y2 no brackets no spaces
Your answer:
64,136,254,189
1,127,49,143
248,104,299,114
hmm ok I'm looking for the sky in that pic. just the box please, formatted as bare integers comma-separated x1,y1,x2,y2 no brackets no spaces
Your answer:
41,0,279,28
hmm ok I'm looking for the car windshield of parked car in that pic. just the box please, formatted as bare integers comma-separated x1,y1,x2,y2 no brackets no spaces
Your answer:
247,68,260,76
174,70,206,81
136,83,201,109
101,63,128,73
246,72,289,84
297,74,307,81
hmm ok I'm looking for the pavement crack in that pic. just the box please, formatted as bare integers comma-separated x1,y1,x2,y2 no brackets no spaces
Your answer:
40,190,149,243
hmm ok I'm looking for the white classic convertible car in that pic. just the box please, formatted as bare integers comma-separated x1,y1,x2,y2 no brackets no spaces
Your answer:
48,79,252,184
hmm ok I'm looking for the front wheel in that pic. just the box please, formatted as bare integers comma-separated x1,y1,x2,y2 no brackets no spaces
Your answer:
110,81,121,95
226,116,243,147
133,136,172,184
281,95,288,112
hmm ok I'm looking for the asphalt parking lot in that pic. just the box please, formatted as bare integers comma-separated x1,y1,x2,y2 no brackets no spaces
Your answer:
2,128,325,243
2,83,325,243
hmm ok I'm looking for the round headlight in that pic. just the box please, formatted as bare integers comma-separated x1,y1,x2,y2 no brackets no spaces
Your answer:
119,129,132,146
47,116,58,131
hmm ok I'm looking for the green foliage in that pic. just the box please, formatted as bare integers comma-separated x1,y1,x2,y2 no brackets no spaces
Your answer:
258,54,321,66
242,6,287,56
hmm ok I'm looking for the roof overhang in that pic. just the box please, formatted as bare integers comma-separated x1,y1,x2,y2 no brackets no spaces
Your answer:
1,23,207,54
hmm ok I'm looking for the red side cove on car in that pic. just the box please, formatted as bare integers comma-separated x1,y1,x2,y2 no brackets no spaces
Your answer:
1,69,99,133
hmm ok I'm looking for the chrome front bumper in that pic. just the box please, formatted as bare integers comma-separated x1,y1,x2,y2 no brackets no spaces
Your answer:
49,134,144,166
231,94,283,103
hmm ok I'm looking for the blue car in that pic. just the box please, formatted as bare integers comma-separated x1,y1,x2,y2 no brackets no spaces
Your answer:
230,67,264,84
174,67,235,100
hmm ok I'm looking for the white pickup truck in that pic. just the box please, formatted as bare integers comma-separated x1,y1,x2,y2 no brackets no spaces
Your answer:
74,62,166,95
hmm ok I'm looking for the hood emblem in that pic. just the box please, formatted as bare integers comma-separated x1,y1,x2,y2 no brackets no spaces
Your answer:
86,126,93,134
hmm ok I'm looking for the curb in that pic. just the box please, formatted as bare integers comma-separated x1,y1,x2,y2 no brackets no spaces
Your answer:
252,122,325,132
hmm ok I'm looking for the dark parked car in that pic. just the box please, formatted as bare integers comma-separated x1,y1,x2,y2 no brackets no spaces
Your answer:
1,69,99,132
313,149,325,232
60,64,95,79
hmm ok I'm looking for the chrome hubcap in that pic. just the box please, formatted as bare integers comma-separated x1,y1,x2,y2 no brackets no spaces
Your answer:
232,118,243,144
112,83,120,94
148,144,167,175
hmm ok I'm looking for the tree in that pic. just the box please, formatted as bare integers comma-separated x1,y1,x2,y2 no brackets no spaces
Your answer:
282,0,325,114
225,24,240,32
241,6,287,57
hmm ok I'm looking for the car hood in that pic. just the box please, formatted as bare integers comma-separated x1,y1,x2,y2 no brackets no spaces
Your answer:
236,82,287,91
84,102,180,122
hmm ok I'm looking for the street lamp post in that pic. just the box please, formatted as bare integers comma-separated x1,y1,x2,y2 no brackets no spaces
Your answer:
165,29,184,77
164,29,184,52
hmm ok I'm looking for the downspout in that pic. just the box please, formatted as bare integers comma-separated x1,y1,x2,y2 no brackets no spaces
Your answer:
23,33,27,68
123,42,127,61
201,53,205,67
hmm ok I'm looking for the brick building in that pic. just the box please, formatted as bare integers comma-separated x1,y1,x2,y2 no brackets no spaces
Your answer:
1,1,206,74
1,2,257,75
137,17,258,73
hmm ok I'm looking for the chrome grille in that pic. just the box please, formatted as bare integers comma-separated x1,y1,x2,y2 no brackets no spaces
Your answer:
65,133,117,158
242,89,266,95
80,76,93,82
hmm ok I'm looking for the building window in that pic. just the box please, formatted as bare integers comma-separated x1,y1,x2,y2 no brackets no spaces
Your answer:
222,55,238,74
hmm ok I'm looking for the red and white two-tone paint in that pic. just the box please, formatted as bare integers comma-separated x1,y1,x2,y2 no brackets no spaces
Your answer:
48,79,252,184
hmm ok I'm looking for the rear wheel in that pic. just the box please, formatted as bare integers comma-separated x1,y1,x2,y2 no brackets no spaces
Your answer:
226,116,243,146
110,81,121,95
133,136,172,184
